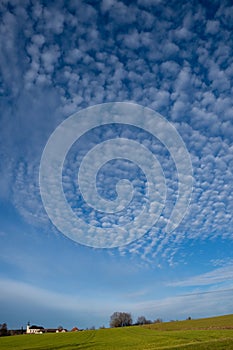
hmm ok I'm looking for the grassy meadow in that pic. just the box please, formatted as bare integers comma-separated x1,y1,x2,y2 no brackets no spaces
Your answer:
0,314,233,350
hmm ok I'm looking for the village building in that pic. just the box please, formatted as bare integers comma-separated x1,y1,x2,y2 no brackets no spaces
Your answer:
26,322,68,334
26,323,44,334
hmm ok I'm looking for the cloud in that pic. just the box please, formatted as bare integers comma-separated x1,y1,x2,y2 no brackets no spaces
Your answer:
1,278,232,328
131,288,233,321
0,0,233,263
0,278,92,312
0,278,114,328
168,265,233,287
206,20,220,35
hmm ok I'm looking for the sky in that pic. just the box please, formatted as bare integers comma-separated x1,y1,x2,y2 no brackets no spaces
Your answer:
0,0,233,330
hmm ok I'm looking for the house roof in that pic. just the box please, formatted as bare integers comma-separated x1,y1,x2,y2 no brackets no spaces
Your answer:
29,325,44,329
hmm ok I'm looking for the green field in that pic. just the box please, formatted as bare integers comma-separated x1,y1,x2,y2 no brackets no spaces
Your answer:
1,314,233,350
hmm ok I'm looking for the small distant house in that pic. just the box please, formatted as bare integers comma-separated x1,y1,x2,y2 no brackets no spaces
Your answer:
46,328,58,333
71,327,79,332
56,327,68,333
26,323,44,334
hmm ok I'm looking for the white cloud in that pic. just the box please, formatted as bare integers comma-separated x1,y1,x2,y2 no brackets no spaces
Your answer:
132,288,233,321
206,20,220,35
0,278,92,312
168,265,233,287
1,277,232,327
43,8,65,35
0,0,233,264
0,278,115,328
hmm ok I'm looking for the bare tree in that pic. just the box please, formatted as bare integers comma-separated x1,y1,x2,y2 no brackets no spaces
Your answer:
154,318,163,323
110,312,132,327
0,323,8,336
136,316,152,325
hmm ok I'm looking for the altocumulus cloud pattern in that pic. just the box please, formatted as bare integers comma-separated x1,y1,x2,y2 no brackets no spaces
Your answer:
39,102,193,248
1,0,233,257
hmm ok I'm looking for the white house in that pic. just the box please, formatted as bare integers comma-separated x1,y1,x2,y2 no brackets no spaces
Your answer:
26,323,44,334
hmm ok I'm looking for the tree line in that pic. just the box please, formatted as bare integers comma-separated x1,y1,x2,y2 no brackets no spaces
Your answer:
0,323,27,336
0,314,163,336
110,312,162,328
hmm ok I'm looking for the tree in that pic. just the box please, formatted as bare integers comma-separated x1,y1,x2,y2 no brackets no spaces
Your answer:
110,312,132,328
154,318,163,324
136,316,152,325
57,325,63,332
0,323,8,336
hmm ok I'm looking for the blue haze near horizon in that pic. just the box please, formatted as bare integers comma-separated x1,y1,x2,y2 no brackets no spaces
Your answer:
0,0,233,329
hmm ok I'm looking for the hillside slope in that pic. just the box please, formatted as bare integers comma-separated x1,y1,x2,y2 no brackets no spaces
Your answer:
0,314,233,350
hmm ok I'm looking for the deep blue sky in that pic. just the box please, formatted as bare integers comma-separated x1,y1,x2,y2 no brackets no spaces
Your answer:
0,0,233,329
